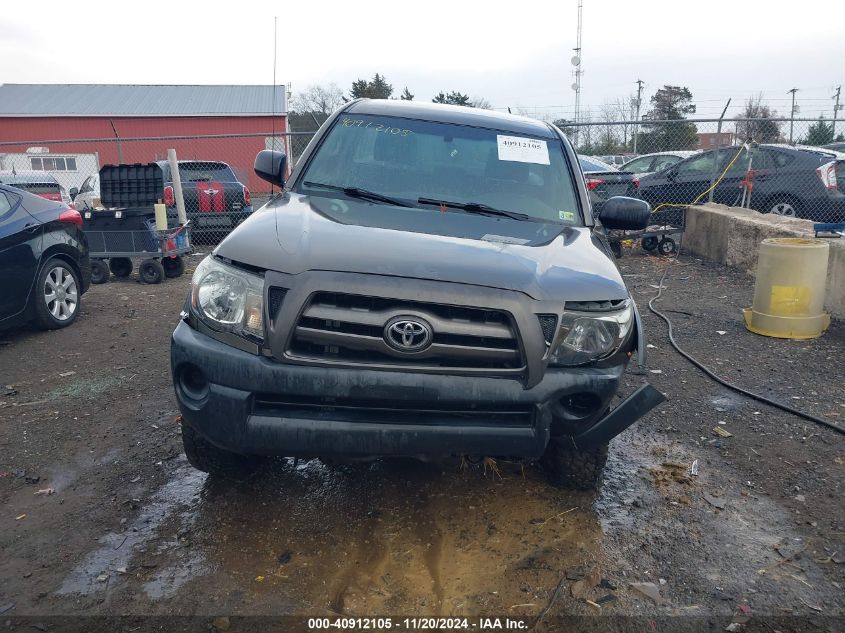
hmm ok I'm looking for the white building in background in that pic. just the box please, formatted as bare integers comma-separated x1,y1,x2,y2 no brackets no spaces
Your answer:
0,148,99,192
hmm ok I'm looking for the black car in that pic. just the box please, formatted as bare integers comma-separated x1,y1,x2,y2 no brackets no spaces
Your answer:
171,99,664,490
637,144,845,220
156,160,253,237
0,184,91,331
0,171,73,206
578,157,639,212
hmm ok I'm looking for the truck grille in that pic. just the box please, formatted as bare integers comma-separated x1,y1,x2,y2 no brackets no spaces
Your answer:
287,292,524,372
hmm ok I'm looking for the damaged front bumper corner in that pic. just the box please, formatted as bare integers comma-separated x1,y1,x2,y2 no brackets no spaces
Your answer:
572,384,666,449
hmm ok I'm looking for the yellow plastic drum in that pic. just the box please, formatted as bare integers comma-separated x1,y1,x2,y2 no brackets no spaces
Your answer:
743,238,830,339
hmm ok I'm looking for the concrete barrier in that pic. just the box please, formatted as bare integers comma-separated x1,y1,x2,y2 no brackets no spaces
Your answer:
683,203,845,319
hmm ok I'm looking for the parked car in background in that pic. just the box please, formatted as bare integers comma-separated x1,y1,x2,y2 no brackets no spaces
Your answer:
620,151,699,177
156,160,252,236
578,157,639,212
0,171,73,207
823,142,845,153
0,183,90,331
637,144,845,220
71,173,100,211
595,154,635,168
171,99,662,490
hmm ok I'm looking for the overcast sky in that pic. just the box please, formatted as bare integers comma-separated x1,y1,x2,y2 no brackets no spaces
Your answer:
2,0,843,122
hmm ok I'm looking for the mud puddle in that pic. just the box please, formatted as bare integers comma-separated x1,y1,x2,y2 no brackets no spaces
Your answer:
54,430,840,617
58,464,206,597
56,456,603,616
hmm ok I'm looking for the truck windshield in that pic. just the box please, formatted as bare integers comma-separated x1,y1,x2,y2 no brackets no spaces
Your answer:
297,114,582,225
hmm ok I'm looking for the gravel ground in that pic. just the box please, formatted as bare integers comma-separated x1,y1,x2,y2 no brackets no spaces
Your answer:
0,245,842,632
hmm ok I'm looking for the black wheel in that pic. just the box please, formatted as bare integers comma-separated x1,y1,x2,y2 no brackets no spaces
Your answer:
90,259,109,284
162,255,186,278
541,438,609,490
641,236,659,251
658,237,677,256
33,258,81,330
109,257,133,278
610,241,623,259
139,258,165,284
181,424,261,480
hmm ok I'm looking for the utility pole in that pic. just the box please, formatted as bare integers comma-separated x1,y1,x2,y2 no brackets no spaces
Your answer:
788,88,799,144
708,98,732,204
571,0,584,147
834,86,842,139
632,79,644,154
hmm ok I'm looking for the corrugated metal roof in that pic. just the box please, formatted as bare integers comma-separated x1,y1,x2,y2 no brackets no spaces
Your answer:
0,84,287,117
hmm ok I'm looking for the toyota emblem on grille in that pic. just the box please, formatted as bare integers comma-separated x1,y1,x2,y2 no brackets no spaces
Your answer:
384,316,433,353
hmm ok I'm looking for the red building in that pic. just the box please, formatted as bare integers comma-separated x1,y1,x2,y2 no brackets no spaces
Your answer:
0,84,288,192
697,131,735,150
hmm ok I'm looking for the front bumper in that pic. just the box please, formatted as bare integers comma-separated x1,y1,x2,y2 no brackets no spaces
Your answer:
171,321,664,459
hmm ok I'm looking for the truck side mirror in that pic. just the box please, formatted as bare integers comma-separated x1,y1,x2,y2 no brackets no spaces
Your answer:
69,187,79,200
254,150,288,187
596,196,651,230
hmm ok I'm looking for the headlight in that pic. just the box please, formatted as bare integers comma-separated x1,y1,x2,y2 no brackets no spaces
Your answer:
190,256,265,342
548,302,634,366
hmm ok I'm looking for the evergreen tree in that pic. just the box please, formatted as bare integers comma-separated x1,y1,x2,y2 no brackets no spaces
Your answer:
804,117,834,146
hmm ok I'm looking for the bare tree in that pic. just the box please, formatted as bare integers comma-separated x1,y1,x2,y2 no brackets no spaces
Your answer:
609,96,638,149
735,93,781,143
597,103,620,153
470,96,493,110
290,83,345,117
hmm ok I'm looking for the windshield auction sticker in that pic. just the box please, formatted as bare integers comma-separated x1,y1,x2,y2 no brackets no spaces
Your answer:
496,135,550,165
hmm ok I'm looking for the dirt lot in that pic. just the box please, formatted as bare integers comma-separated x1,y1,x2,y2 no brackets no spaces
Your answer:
1,247,843,631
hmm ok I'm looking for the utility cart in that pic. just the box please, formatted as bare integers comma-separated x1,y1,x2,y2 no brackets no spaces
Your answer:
82,162,192,284
608,204,686,258
83,209,191,284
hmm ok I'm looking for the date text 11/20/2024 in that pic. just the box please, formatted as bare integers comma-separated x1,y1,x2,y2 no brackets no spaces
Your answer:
307,617,529,630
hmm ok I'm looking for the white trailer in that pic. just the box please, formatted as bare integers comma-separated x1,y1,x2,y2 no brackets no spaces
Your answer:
0,150,99,192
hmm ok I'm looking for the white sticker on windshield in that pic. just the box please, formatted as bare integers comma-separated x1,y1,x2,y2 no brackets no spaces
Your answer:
497,135,550,165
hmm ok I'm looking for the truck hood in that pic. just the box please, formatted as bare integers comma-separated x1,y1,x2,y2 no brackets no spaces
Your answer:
215,193,628,302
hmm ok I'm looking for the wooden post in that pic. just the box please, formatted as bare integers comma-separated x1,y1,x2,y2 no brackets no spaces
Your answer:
167,149,187,225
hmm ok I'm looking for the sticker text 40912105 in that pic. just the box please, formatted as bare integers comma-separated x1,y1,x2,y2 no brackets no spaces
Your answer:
340,118,413,136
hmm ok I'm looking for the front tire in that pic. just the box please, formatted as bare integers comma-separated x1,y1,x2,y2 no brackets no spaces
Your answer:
33,258,81,330
181,424,261,480
541,438,609,490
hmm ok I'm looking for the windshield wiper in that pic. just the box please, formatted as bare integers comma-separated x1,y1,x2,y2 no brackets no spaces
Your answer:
418,197,543,223
303,181,412,208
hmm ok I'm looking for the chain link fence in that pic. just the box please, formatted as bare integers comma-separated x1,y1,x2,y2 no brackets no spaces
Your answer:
1,117,842,254
0,132,315,245
568,118,845,222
